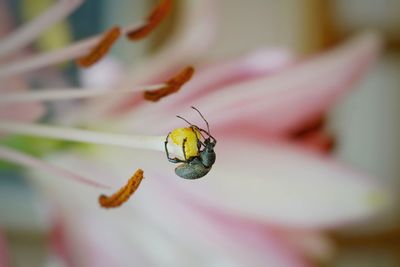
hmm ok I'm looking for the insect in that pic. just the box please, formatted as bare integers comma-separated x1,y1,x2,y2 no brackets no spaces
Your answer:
165,107,216,179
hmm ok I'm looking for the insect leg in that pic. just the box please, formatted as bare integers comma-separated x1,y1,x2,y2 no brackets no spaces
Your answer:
191,106,210,134
189,126,205,149
182,137,188,161
198,128,217,144
165,132,185,163
177,115,208,140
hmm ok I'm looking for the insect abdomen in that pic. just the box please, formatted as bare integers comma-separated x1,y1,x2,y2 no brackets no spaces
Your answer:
175,159,210,179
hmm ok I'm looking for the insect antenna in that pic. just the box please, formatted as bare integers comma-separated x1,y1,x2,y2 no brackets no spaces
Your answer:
176,115,207,141
191,106,210,134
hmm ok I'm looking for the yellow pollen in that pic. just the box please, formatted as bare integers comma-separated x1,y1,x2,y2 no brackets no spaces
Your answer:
170,127,201,158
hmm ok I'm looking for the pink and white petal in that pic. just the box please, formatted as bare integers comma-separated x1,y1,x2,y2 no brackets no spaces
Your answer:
113,48,295,134
128,32,381,137
198,32,382,137
0,229,9,267
146,48,295,110
97,148,315,266
171,138,393,229
134,167,314,267
53,214,152,267
34,149,314,267
159,48,295,108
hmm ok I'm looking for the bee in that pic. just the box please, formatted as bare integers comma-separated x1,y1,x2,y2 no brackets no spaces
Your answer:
164,107,216,179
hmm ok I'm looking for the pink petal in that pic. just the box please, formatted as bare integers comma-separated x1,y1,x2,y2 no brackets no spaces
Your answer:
53,215,148,267
171,138,393,229
34,150,314,267
164,48,295,107
111,48,294,134
199,32,382,137
135,168,314,267
129,32,381,138
116,33,381,140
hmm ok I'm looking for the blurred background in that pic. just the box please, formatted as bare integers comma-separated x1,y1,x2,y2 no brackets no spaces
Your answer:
0,0,399,266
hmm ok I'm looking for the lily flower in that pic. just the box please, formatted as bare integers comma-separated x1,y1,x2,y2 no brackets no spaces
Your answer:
0,1,393,266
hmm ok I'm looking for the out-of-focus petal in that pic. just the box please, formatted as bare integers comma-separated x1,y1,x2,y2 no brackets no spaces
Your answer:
0,102,45,123
111,48,295,134
54,215,149,267
125,32,381,138
172,138,393,229
160,48,294,108
114,32,381,139
194,32,382,137
31,150,314,267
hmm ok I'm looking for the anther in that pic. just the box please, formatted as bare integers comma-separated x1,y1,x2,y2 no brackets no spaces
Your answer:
126,0,172,41
77,26,121,67
144,66,194,101
99,169,144,208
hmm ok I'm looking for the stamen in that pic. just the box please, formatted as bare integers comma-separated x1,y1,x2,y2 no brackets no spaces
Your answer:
99,169,144,208
0,84,166,104
0,25,144,79
76,26,121,67
126,0,172,41
0,0,83,58
0,121,166,152
0,36,100,80
144,66,194,101
0,146,109,189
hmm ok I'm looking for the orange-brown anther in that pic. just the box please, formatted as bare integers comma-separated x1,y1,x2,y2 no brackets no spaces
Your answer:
99,169,144,208
144,66,195,102
126,0,172,41
77,26,121,67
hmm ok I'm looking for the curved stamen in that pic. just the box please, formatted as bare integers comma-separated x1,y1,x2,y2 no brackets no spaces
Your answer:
0,84,166,104
191,106,210,134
